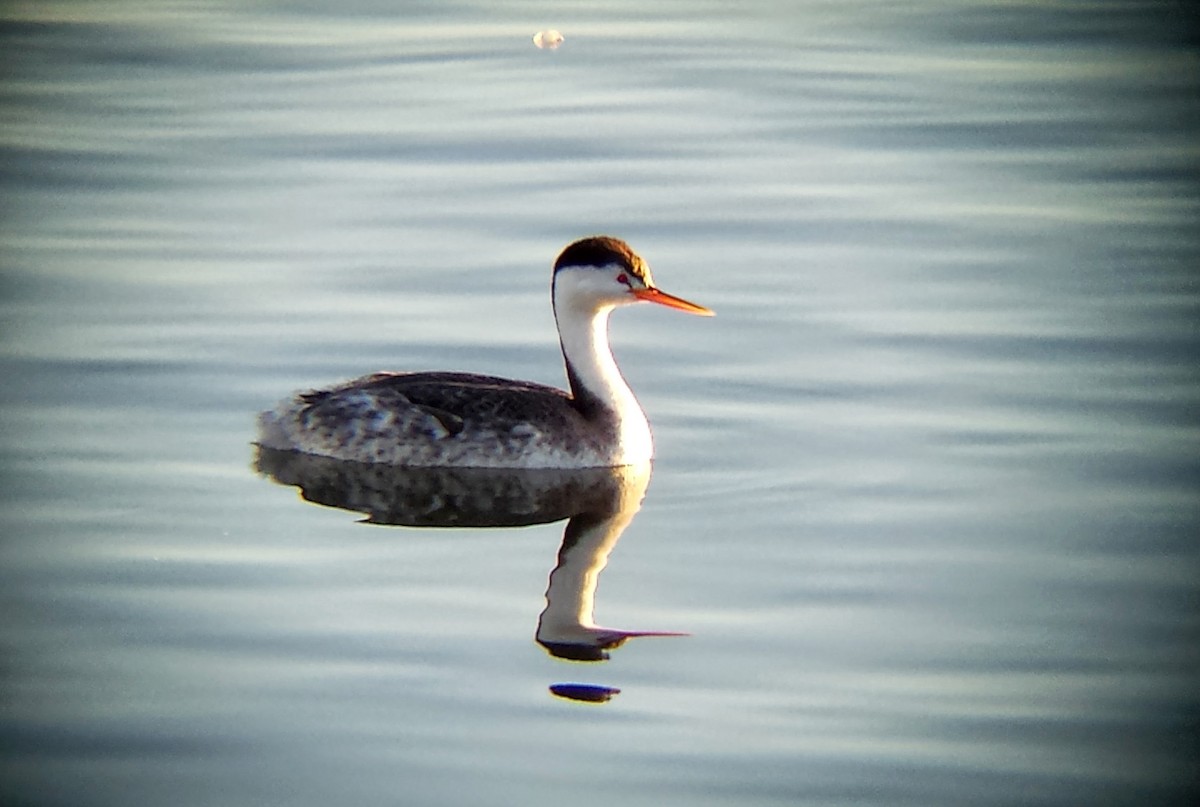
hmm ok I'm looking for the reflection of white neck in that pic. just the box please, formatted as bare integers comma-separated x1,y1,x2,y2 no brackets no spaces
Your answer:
553,279,653,463
536,464,682,650
537,508,631,641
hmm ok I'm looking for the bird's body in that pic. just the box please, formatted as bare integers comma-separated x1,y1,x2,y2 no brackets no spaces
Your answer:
257,236,712,469
259,371,621,468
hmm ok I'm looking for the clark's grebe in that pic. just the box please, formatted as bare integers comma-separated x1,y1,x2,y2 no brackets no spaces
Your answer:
257,236,712,468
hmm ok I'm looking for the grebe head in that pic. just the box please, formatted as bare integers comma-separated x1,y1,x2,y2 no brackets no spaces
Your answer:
552,236,714,317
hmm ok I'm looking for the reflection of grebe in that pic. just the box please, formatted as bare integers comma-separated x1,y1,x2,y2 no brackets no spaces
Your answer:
258,237,712,469
254,451,686,663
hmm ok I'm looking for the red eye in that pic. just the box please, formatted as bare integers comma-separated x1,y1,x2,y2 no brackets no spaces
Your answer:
616,274,630,285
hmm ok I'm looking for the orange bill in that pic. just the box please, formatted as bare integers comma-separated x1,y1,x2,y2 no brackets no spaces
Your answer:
632,287,715,316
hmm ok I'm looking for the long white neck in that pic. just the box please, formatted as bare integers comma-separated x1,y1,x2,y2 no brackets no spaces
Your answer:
553,284,653,463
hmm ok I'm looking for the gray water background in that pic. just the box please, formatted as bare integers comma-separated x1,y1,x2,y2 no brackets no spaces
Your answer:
2,2,1198,805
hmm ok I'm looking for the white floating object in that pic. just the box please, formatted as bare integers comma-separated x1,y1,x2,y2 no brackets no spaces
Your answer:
533,30,564,50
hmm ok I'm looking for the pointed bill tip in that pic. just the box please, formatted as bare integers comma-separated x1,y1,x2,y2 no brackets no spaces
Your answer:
632,287,715,316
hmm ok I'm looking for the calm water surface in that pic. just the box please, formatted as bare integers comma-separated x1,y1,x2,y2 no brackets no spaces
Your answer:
2,2,1198,806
